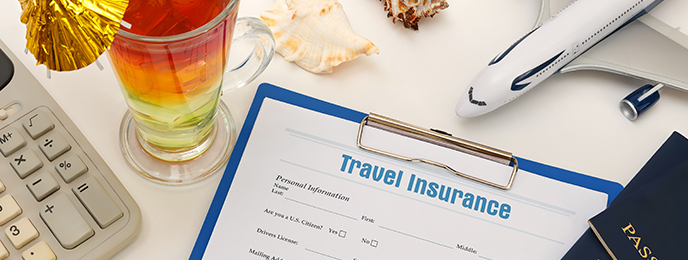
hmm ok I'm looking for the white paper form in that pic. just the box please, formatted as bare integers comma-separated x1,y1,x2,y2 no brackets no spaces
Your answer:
199,97,610,260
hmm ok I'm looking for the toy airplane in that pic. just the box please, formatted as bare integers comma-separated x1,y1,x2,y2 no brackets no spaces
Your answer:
455,0,688,120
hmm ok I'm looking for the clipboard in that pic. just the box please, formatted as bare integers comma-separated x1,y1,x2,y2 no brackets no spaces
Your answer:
189,83,623,260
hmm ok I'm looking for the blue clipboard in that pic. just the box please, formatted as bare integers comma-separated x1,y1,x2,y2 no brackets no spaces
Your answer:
189,83,623,259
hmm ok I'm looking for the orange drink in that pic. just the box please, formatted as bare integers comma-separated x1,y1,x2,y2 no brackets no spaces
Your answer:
109,0,237,157
107,0,274,184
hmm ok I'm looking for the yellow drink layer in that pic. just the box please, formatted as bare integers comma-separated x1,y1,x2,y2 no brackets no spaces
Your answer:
121,80,222,152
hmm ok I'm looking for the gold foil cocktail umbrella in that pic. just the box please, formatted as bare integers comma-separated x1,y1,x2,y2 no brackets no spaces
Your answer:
19,0,129,71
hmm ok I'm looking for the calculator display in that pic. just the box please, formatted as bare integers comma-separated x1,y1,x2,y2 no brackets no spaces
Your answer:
0,48,12,91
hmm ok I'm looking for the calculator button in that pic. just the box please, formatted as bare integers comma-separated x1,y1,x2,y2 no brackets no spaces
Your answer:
40,193,94,249
5,217,39,249
22,241,56,260
22,112,55,140
0,127,26,157
0,195,22,225
27,172,60,201
55,154,88,183
37,132,70,161
0,240,7,260
73,176,123,228
10,150,43,179
0,179,4,193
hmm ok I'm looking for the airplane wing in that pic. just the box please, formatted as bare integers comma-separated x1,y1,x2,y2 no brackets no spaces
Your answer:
536,0,688,93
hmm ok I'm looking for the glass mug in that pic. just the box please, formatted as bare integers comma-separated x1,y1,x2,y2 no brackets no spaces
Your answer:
107,0,274,185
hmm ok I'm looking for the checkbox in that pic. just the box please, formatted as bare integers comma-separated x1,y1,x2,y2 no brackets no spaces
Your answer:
338,230,346,238
371,240,378,247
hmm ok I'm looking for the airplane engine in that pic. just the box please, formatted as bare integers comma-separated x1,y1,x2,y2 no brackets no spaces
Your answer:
619,83,663,121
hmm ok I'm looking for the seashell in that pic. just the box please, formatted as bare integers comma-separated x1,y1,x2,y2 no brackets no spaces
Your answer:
380,0,449,30
261,0,379,74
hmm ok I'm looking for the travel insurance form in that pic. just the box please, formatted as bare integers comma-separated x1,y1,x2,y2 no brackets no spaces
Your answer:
193,86,613,260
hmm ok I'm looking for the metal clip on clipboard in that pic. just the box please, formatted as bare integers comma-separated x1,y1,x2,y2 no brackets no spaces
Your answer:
356,113,519,190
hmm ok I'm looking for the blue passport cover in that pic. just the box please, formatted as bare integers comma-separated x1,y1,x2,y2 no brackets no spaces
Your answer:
588,158,688,259
561,131,688,259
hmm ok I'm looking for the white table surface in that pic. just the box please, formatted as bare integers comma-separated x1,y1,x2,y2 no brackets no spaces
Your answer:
1,0,688,258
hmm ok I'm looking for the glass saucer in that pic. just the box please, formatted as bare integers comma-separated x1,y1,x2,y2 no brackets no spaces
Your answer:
119,101,236,185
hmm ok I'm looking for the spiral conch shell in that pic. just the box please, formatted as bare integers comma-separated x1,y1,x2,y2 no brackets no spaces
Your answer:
261,0,379,74
381,0,449,30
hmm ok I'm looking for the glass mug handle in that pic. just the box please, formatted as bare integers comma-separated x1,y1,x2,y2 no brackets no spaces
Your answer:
222,17,275,93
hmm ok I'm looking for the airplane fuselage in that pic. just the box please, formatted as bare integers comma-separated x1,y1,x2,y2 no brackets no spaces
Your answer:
456,0,664,118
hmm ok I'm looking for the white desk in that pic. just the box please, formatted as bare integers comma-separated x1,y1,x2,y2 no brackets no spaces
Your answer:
1,0,687,258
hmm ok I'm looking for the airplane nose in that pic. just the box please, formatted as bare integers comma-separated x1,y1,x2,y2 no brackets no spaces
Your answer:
456,65,515,118
456,87,491,118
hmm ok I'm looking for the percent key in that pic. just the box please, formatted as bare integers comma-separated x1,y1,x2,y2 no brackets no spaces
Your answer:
55,154,88,183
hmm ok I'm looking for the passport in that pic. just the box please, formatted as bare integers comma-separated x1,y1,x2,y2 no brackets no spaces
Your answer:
561,131,688,260
588,158,688,259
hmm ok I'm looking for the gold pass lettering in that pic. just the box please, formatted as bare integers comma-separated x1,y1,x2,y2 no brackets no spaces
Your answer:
621,223,658,260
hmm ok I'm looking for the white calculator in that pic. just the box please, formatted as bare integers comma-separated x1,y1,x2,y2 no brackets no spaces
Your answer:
0,39,141,259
